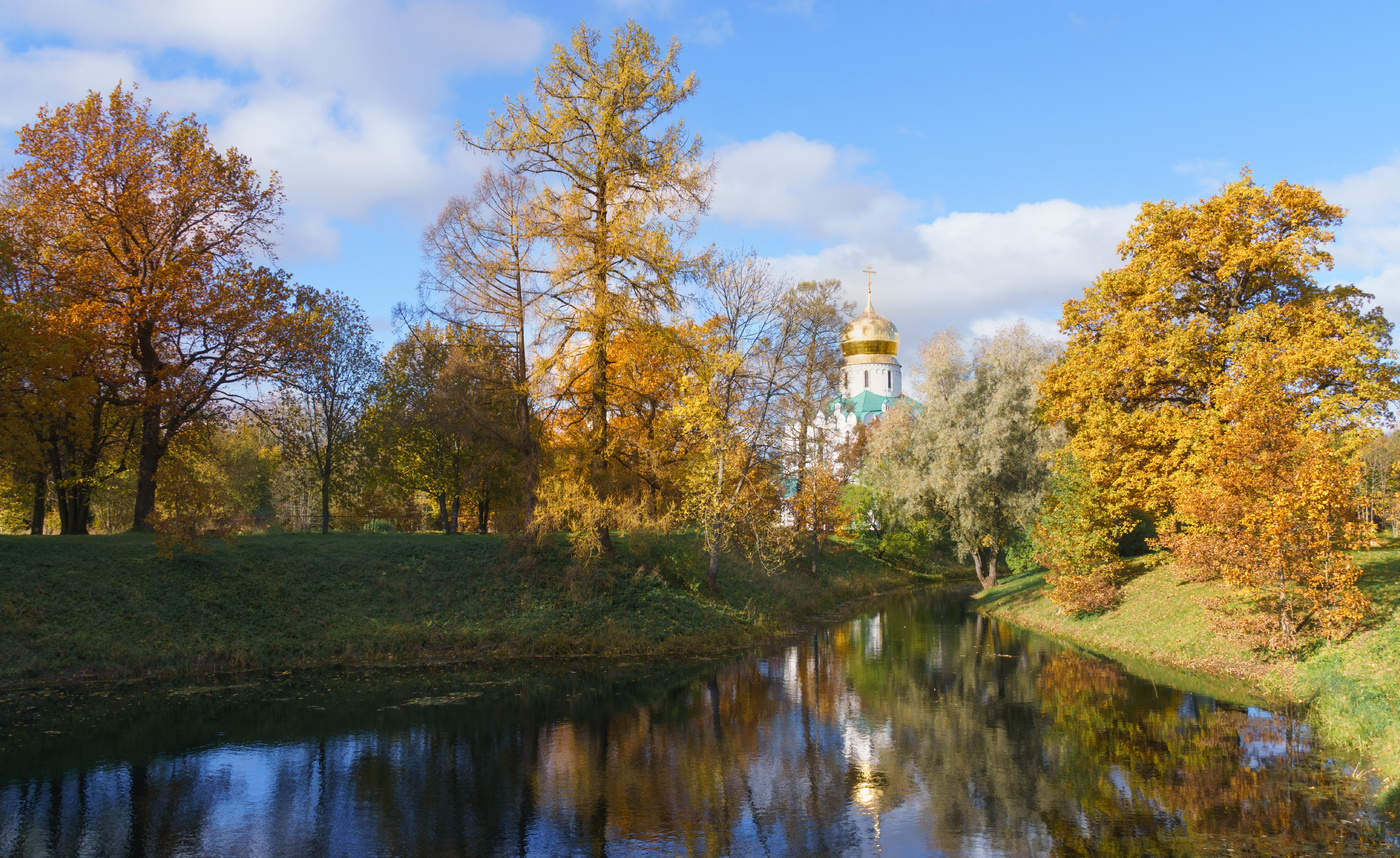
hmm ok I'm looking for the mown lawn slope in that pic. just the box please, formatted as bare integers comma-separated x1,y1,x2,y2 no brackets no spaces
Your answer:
0,531,931,687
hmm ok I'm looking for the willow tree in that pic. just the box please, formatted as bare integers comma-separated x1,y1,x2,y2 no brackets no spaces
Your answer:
465,20,711,549
10,84,288,531
865,325,1062,589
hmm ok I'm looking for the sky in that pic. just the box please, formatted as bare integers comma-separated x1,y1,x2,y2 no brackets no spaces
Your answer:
4,0,1400,359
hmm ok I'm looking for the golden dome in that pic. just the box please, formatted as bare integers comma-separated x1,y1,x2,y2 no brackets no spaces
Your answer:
841,291,898,357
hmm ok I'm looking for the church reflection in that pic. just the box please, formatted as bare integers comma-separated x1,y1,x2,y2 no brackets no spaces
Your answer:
1,590,1394,856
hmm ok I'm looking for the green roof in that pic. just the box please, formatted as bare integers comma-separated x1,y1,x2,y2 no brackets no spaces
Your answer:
838,390,907,424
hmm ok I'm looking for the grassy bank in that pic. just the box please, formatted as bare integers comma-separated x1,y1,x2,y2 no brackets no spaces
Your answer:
0,531,934,688
977,543,1400,803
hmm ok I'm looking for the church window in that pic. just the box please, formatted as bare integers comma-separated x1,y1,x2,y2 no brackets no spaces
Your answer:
863,369,869,388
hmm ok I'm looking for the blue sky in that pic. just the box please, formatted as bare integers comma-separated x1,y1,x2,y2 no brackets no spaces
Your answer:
4,0,1400,354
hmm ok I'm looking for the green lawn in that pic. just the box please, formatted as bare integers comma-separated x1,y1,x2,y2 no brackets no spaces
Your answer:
978,543,1400,803
0,531,934,687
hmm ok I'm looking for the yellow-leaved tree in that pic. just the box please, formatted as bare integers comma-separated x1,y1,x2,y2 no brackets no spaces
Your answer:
466,20,711,553
1039,170,1396,614
1162,314,1372,649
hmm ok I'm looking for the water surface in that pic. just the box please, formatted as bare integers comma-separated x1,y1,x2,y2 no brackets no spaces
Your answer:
1,588,1394,856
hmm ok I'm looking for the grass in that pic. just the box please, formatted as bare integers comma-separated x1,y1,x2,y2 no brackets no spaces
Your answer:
977,542,1400,804
0,530,937,689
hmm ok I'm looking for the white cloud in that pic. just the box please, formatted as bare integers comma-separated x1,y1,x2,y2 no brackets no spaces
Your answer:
1322,155,1400,318
710,131,914,241
1,0,544,263
768,199,1137,352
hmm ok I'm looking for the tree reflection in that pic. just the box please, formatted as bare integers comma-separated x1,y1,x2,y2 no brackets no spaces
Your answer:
0,591,1393,856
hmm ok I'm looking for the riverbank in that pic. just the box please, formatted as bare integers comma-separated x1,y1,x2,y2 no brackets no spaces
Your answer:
0,532,937,689
976,543,1400,804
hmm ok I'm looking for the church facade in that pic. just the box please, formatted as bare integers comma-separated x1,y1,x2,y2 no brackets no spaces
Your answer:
833,287,909,435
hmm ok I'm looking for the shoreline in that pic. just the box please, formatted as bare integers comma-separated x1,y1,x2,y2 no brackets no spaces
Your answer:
975,555,1400,808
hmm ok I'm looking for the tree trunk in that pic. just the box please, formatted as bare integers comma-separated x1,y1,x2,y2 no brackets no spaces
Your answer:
973,546,998,589
809,520,819,577
449,494,460,535
476,492,489,534
707,537,720,591
132,404,163,532
29,472,46,535
319,459,332,535
437,492,449,534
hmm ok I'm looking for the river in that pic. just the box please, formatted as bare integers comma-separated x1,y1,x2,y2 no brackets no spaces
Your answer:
1,588,1395,856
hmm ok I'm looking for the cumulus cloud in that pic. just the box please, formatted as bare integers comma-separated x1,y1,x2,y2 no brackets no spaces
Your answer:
710,132,914,241
1322,155,1400,317
1,0,544,262
705,130,1136,352
766,199,1136,351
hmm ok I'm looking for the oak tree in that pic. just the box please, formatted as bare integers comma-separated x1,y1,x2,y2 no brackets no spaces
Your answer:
10,84,287,531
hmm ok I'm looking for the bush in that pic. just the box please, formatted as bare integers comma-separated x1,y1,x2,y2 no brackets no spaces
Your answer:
363,518,397,534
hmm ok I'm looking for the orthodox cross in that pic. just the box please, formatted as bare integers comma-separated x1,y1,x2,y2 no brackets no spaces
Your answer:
862,265,876,304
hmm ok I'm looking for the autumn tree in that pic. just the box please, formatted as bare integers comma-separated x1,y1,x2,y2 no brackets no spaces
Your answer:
1040,171,1396,609
866,325,1062,589
467,20,711,551
9,84,288,531
421,168,545,527
264,289,378,534
778,280,849,576
0,188,132,534
676,253,794,589
1160,308,1374,648
1041,173,1393,542
367,324,518,534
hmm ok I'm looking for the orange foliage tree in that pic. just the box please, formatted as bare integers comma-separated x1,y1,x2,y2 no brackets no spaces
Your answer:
1162,328,1372,649
1040,171,1395,612
9,84,289,531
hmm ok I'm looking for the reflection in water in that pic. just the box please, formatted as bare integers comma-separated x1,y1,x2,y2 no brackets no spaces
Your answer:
1,590,1394,856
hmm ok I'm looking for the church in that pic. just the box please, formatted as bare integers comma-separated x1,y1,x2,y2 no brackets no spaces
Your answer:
833,280,910,435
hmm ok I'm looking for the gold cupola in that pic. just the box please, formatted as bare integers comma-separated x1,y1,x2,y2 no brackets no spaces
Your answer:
840,289,899,358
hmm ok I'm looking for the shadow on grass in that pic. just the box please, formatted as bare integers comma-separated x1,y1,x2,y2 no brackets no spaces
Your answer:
976,568,1048,610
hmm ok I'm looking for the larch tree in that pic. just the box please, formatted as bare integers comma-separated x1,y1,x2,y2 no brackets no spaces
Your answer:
9,84,288,531
421,167,546,528
465,20,711,551
265,289,378,535
867,325,1062,589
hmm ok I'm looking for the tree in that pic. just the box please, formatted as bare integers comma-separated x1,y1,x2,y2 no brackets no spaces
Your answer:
10,84,287,531
421,168,545,527
368,324,518,534
778,280,848,576
675,253,794,589
467,20,711,551
1160,312,1372,649
0,192,132,535
265,290,378,534
866,325,1062,589
1041,170,1395,544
